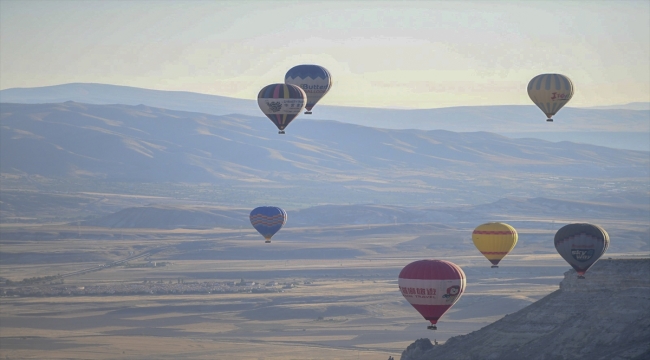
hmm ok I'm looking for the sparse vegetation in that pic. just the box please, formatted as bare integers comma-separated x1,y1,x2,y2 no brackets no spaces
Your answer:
4,275,62,286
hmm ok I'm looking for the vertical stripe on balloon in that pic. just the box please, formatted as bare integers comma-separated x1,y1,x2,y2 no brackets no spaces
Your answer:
551,101,560,114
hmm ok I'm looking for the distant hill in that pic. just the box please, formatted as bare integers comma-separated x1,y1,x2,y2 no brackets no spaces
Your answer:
2,102,648,207
1,102,646,180
82,205,250,229
82,197,650,230
586,102,650,111
401,258,650,360
0,83,255,117
1,83,648,150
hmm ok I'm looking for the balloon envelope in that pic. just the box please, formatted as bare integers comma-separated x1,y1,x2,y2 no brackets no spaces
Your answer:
249,206,287,243
398,260,466,328
554,223,609,277
472,222,518,267
257,84,306,133
285,65,332,113
527,73,574,120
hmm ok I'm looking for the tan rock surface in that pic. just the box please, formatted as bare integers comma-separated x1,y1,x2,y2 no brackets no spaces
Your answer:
401,258,650,360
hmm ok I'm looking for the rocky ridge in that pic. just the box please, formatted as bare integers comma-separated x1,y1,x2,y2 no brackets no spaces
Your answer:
401,258,650,360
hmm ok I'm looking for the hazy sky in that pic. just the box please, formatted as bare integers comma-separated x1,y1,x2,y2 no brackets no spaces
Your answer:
1,0,648,108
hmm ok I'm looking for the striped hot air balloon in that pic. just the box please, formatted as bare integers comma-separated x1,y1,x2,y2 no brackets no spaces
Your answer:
554,223,609,279
472,222,518,268
257,84,306,134
249,206,287,243
527,73,574,122
285,65,332,114
398,260,466,330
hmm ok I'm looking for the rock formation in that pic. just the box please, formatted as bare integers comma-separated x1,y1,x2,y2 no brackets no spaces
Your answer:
401,258,650,360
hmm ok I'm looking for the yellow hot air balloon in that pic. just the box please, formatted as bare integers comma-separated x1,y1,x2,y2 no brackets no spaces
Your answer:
527,73,574,122
472,222,518,268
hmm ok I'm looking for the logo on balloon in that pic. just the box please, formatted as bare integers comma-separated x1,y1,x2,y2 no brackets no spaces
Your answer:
443,285,460,299
571,249,595,262
266,101,283,112
300,84,328,93
550,92,570,101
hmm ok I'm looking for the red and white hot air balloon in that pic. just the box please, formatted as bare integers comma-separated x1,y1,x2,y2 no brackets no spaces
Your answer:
398,259,466,330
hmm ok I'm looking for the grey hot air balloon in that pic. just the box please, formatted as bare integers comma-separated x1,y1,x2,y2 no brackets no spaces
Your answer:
554,223,609,279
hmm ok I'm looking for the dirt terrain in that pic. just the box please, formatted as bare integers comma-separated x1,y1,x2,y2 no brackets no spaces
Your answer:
1,218,644,359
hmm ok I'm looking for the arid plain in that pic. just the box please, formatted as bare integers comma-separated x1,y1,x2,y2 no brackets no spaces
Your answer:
1,209,647,359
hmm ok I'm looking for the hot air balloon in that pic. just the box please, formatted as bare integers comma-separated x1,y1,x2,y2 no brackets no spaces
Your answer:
472,222,518,268
398,260,466,330
527,73,574,122
554,223,609,279
257,84,306,134
249,206,287,243
285,65,332,115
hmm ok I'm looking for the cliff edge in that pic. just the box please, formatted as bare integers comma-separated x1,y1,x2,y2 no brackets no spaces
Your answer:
401,258,650,360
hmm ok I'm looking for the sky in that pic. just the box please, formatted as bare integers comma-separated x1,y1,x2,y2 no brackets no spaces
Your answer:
1,0,648,109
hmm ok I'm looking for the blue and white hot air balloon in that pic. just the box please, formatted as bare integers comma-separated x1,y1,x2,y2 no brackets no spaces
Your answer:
285,65,332,115
527,73,574,122
249,206,287,243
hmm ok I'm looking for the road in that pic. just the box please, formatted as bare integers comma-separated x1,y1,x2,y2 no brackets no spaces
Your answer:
59,245,173,279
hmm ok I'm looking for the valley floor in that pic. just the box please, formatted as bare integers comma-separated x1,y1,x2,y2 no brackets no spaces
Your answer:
1,217,647,359
1,254,588,359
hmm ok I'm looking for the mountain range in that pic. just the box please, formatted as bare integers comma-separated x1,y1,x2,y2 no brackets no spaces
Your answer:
1,83,648,150
2,102,648,208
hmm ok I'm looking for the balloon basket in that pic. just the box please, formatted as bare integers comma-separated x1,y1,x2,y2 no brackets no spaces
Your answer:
546,118,553,122
577,275,585,279
265,240,271,243
427,325,437,330
491,265,499,268
304,111,312,114
278,131,285,134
